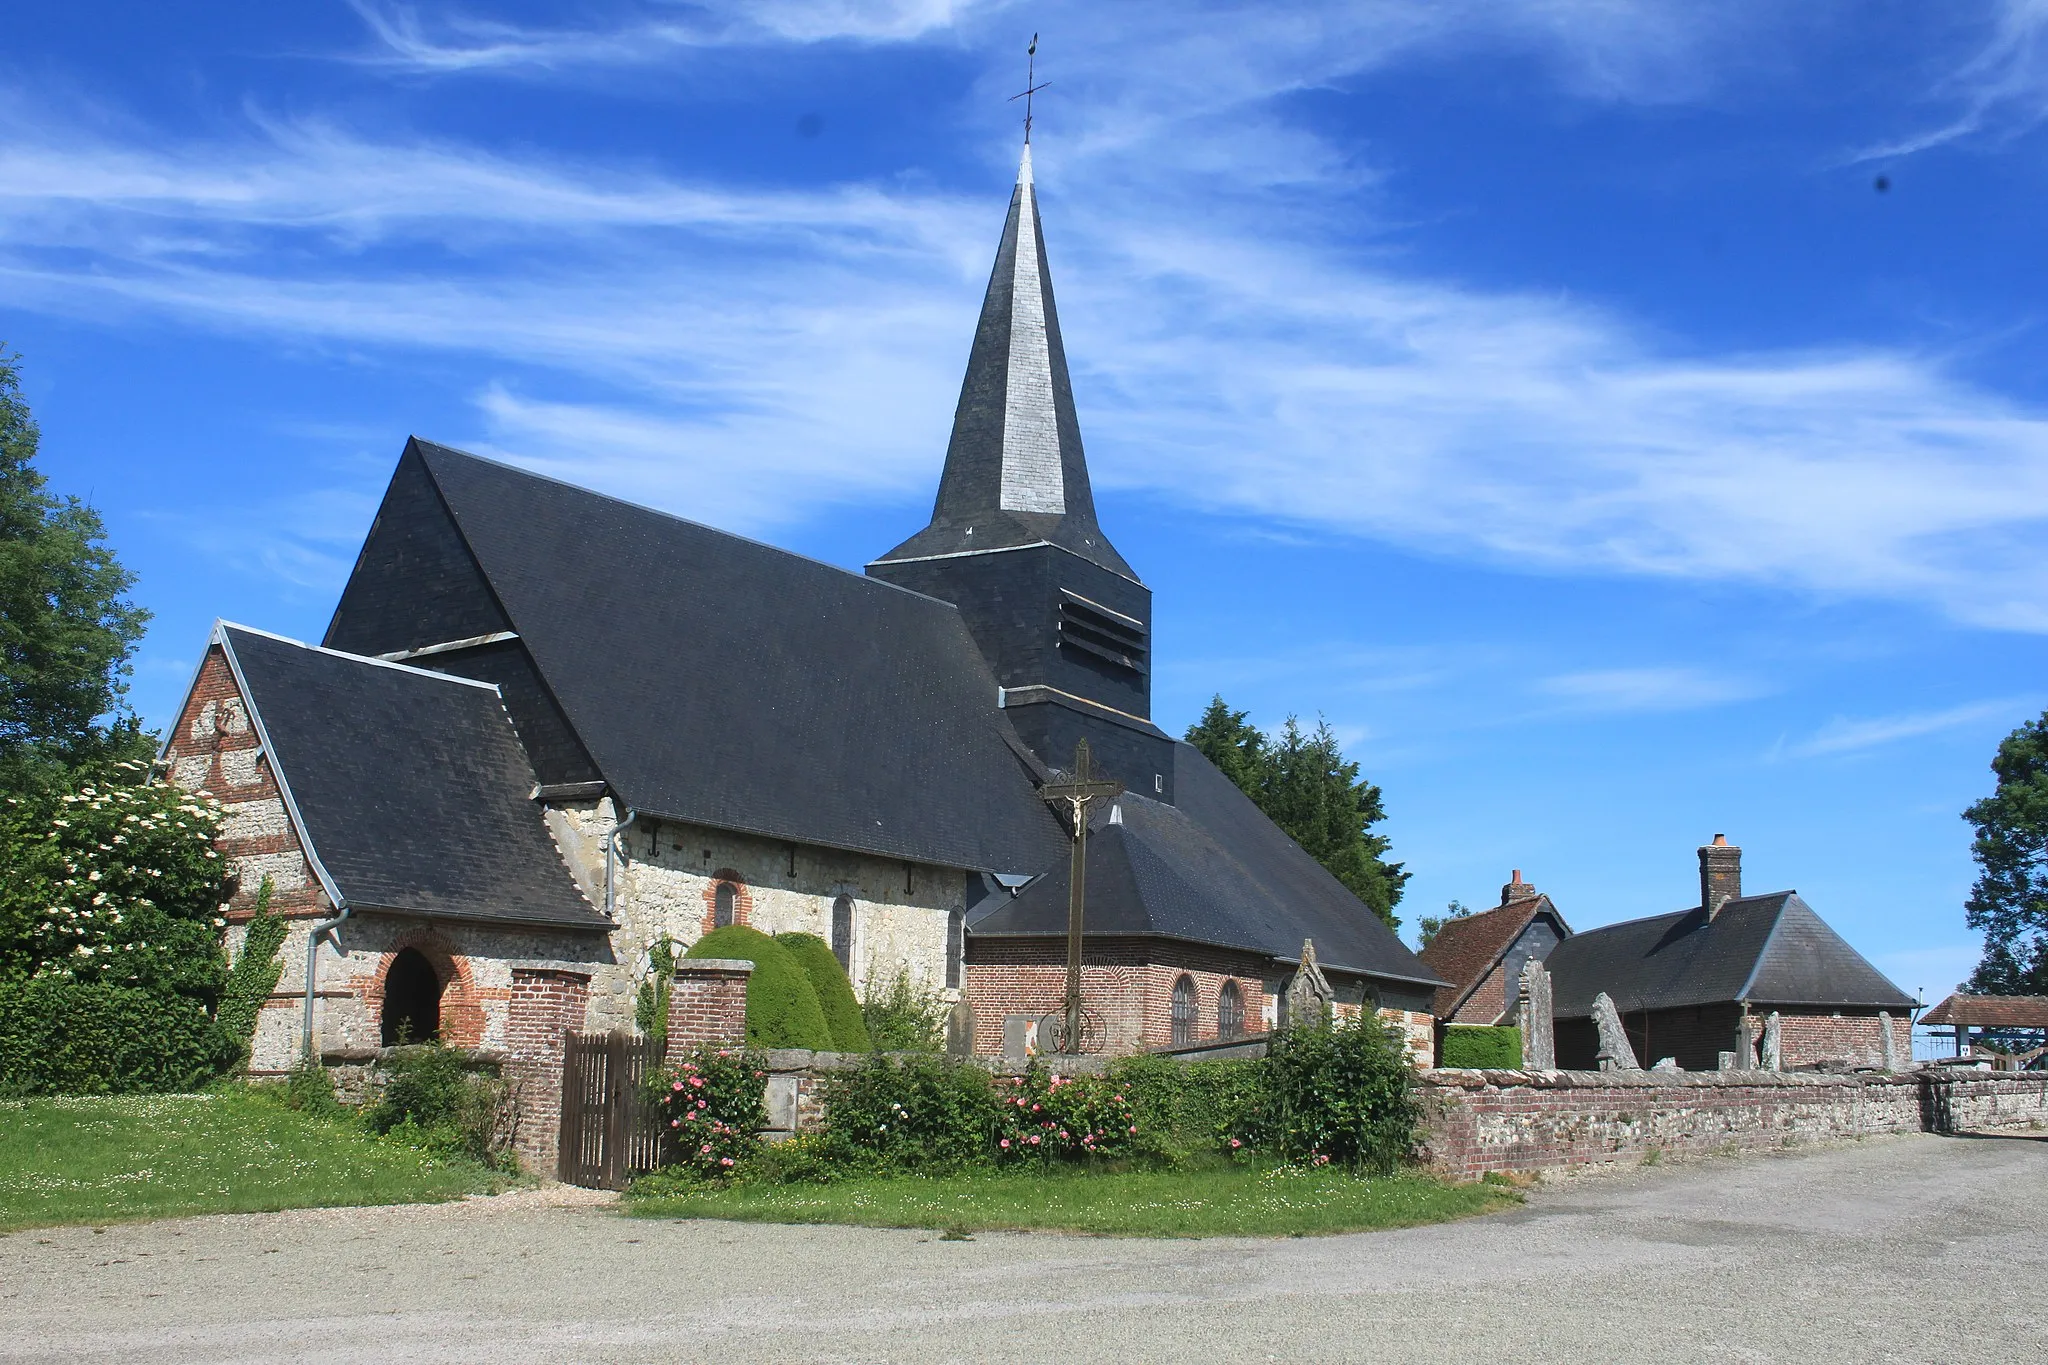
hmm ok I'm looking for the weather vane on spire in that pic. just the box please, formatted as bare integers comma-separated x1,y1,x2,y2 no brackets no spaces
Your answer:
1009,34,1049,144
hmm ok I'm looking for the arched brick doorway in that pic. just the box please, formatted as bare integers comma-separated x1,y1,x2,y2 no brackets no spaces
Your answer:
382,947,443,1045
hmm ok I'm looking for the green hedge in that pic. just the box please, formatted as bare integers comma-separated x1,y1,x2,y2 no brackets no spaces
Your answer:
1439,1024,1522,1069
686,926,831,1050
774,932,870,1052
0,980,239,1096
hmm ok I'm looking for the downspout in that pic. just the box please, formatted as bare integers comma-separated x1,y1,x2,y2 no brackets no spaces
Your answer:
302,901,351,1060
603,804,637,924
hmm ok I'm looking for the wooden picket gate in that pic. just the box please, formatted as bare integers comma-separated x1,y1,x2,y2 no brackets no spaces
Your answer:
558,1031,665,1189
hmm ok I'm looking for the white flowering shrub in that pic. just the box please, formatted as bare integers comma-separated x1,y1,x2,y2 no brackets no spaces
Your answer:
0,760,232,1004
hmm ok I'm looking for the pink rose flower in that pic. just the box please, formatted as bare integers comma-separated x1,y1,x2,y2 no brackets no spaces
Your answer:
1028,1135,1041,1145
1000,1139,1010,1148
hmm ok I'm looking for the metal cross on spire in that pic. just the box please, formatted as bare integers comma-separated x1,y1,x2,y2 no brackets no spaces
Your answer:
1039,738,1122,1054
1009,33,1050,144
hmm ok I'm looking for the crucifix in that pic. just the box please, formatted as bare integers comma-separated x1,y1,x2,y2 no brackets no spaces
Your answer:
1009,33,1050,144
1040,738,1122,1054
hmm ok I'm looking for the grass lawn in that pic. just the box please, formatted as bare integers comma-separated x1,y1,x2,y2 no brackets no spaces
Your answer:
0,1089,513,1233
626,1164,1518,1238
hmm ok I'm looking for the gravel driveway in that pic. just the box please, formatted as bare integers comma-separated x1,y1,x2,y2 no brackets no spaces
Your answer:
2,1132,2041,1363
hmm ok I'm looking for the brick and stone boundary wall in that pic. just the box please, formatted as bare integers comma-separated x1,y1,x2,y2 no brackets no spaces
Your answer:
1420,1066,2048,1179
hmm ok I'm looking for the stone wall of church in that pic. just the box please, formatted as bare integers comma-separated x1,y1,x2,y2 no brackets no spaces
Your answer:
544,799,968,1032
165,645,337,1074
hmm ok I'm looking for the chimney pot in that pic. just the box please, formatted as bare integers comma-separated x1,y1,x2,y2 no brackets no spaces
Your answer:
1501,869,1536,906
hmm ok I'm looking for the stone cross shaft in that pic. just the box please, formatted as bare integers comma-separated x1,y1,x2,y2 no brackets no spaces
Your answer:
1518,957,1555,1069
1039,738,1122,1053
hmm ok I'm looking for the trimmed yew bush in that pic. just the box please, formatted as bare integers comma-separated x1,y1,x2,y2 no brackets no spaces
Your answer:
1439,1024,1522,1069
686,925,831,1050
775,932,869,1052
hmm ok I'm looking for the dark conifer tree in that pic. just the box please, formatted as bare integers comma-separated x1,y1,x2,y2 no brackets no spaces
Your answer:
0,350,150,793
1185,696,1409,930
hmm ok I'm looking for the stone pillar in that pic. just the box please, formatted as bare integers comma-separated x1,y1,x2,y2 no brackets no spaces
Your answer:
505,968,591,1176
663,958,754,1056
1733,1011,1755,1070
1591,992,1639,1071
1517,957,1555,1070
1761,1011,1783,1071
1879,1011,1899,1071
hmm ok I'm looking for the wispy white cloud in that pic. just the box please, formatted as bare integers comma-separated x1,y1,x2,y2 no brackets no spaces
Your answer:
1853,0,2048,160
1537,667,1764,714
1787,699,2036,758
7,7,2048,630
344,0,981,72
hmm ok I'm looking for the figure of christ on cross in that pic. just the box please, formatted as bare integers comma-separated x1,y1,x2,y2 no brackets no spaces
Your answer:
1039,738,1123,1054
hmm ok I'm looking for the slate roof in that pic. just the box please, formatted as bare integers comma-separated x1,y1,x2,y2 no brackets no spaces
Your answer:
218,624,606,930
1921,994,2048,1028
968,742,1445,987
390,440,1070,876
1544,892,1914,1018
872,145,1134,581
1418,895,1564,1018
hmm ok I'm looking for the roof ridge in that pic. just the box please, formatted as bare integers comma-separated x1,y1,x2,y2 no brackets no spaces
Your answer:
407,437,972,615
218,620,502,691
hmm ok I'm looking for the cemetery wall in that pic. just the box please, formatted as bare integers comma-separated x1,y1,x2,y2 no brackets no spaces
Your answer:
1419,1067,2048,1179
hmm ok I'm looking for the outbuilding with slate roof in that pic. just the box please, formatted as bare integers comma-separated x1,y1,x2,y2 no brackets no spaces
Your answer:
1543,836,1915,1071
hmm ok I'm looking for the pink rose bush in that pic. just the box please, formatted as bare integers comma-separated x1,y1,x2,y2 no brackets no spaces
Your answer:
649,1045,769,1180
993,1067,1139,1165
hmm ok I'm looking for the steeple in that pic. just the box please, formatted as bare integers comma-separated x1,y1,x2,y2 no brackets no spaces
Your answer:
868,135,1169,802
872,144,1133,580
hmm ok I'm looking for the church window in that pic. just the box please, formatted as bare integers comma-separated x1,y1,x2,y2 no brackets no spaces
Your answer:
381,947,442,1046
714,881,737,929
1170,974,1197,1047
946,909,964,989
832,896,854,971
1218,980,1245,1040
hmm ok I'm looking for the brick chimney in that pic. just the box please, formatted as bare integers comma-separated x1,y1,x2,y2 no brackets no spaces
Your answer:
1699,834,1741,919
1500,869,1537,906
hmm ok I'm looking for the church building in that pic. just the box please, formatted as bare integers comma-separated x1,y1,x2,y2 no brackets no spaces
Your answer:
162,143,1444,1078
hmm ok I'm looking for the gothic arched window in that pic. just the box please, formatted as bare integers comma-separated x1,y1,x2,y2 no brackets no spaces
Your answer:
831,895,854,971
1217,979,1245,1040
1170,974,1198,1048
382,947,442,1046
946,909,964,989
714,881,737,929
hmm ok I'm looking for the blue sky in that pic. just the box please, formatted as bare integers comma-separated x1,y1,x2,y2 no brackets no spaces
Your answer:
7,1,2047,997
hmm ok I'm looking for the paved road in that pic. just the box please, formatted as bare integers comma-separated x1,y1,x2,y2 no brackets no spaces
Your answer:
2,1133,2041,1363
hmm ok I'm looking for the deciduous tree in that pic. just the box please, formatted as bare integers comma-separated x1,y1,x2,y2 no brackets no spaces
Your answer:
1963,711,2048,994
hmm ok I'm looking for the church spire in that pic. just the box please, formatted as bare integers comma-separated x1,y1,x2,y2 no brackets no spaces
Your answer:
872,142,1134,580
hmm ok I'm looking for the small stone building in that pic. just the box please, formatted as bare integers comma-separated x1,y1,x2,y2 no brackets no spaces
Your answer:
1417,871,1571,1026
1544,836,1913,1071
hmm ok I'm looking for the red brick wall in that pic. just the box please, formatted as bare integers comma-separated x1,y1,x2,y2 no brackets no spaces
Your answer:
965,938,1271,1054
503,969,590,1175
1775,1009,1909,1070
1451,961,1509,1024
664,963,751,1052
